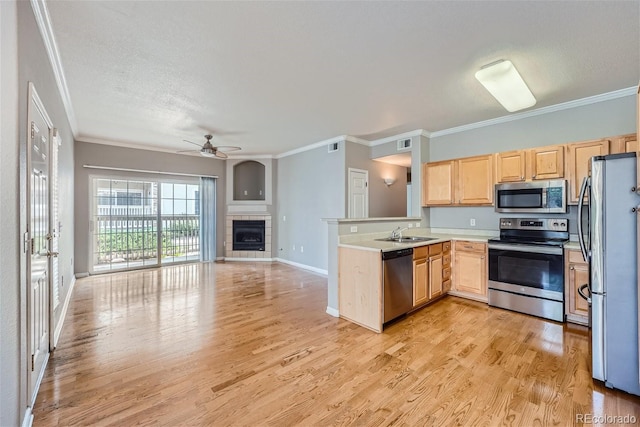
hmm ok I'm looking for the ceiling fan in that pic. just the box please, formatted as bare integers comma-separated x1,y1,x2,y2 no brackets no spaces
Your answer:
178,134,241,159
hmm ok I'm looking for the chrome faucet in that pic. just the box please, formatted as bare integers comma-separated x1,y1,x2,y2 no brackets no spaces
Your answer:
390,227,409,239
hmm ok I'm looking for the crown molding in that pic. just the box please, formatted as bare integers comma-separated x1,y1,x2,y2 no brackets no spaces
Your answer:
226,154,274,160
30,0,78,135
78,136,206,157
369,129,431,146
275,135,350,159
430,86,638,138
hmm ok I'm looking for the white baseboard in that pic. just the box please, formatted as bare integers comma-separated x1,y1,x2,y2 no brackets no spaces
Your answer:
75,272,89,278
21,407,33,427
215,257,225,261
326,306,339,317
53,275,76,348
223,257,275,262
275,258,328,276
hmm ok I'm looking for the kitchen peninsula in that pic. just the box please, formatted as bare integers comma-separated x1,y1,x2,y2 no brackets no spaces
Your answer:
325,217,496,332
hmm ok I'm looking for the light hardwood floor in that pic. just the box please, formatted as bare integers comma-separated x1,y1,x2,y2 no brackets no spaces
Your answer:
34,262,640,426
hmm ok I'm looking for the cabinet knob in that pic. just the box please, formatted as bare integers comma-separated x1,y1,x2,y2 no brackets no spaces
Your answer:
570,266,575,270
521,176,524,180
481,256,485,260
532,174,537,178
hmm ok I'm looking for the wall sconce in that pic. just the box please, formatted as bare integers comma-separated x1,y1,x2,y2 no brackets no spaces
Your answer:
383,178,396,187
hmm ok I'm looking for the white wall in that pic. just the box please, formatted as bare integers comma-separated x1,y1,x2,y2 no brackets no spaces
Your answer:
0,2,21,425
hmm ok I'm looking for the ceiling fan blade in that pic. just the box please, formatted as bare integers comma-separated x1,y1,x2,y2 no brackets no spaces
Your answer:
215,146,241,152
183,139,203,148
214,150,228,159
177,149,201,154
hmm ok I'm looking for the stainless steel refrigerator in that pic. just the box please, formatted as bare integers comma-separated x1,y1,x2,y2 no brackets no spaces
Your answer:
578,152,640,396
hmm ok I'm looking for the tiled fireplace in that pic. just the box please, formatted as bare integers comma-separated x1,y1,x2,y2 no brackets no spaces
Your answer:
225,214,272,259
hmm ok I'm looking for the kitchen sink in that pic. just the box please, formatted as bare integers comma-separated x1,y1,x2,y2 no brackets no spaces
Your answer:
375,236,437,243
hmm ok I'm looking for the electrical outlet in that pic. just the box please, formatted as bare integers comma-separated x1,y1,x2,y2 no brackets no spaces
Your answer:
416,222,420,227
300,246,304,253
470,218,476,226
408,223,413,228
283,215,286,222
292,245,296,251
350,226,358,233
244,190,248,196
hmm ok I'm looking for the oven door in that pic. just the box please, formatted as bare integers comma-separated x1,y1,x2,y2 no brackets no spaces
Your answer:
488,243,564,301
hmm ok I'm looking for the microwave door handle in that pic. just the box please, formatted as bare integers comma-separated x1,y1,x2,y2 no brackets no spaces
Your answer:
577,176,589,262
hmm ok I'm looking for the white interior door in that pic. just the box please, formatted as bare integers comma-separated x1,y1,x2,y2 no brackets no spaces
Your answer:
348,168,369,218
27,83,53,405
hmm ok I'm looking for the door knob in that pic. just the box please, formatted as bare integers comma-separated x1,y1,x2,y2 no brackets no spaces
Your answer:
47,251,59,258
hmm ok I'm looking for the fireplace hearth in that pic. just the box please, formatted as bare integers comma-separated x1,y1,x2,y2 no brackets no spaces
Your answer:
232,220,265,251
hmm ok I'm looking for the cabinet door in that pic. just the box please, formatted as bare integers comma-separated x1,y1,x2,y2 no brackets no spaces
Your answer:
453,250,487,296
428,254,443,300
610,134,637,154
567,139,610,204
530,145,564,180
423,161,454,206
456,155,494,205
413,258,428,307
496,151,526,183
568,262,590,317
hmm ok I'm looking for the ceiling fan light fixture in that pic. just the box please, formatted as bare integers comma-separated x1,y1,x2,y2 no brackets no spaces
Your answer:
475,60,536,113
199,149,216,158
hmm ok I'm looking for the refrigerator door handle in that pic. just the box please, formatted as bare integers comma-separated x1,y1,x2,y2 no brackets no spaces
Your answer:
578,283,591,304
577,176,590,262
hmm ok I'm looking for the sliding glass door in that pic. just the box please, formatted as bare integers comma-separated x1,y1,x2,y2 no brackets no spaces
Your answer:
160,182,200,264
91,177,208,273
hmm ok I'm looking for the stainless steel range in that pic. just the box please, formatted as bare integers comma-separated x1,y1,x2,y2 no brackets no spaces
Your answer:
488,218,569,322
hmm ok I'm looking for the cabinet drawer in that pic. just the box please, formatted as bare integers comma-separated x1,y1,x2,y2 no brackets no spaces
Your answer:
429,243,443,256
443,254,451,266
568,250,587,264
413,245,429,260
443,241,451,253
443,267,451,281
454,241,486,253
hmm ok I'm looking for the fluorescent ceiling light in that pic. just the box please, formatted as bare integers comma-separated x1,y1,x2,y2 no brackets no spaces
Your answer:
475,60,536,112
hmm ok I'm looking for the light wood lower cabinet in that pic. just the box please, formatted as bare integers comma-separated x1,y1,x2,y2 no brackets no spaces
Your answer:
413,242,450,307
565,249,589,326
413,246,429,307
451,241,487,302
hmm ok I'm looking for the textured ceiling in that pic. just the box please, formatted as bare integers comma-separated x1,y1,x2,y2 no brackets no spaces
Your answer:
46,1,640,156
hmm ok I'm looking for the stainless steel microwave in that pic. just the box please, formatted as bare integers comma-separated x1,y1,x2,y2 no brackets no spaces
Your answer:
495,180,567,213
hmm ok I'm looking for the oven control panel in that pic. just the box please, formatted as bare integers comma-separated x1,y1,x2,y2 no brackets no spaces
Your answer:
499,218,568,232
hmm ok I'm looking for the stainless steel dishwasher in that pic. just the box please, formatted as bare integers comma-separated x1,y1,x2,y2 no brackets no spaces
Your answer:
382,248,414,323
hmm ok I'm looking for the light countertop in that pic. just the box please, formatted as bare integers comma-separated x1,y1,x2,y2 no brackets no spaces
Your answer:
338,231,493,253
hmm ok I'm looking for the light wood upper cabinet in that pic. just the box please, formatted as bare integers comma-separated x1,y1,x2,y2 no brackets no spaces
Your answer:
565,249,589,326
422,160,454,206
610,134,638,154
495,151,526,183
530,145,564,180
456,154,494,205
567,139,610,204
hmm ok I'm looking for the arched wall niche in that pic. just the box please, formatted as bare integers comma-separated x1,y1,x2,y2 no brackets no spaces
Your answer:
233,160,265,200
